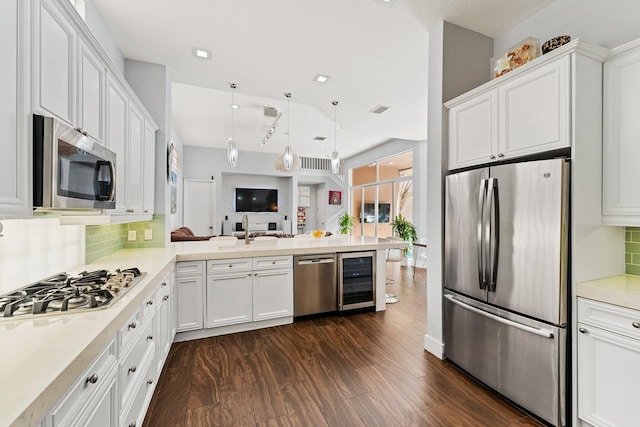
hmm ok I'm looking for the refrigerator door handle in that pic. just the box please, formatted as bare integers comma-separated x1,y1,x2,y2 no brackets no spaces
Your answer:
477,179,488,289
487,178,500,292
444,294,555,339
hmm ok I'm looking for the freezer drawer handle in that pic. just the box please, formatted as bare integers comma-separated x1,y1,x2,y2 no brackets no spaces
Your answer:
298,259,334,265
444,294,555,339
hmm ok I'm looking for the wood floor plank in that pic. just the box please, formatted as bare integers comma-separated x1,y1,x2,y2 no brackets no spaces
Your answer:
146,264,542,426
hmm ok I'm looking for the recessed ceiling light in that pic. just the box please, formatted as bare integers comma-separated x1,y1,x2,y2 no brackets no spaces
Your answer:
370,104,390,114
313,74,331,84
192,47,211,60
387,161,393,165
230,104,240,109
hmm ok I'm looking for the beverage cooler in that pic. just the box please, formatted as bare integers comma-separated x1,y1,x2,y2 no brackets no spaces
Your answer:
338,251,376,311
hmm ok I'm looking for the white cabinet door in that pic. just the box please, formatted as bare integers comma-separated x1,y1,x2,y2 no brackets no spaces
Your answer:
143,120,156,215
36,0,75,123
155,278,172,376
603,45,640,223
206,273,253,328
448,91,498,169
498,55,570,159
105,75,128,213
77,37,104,142
79,369,117,427
252,269,293,321
175,275,204,332
577,323,640,427
0,0,30,215
127,103,144,214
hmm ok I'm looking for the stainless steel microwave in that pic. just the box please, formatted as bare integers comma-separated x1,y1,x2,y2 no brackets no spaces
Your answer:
33,114,116,210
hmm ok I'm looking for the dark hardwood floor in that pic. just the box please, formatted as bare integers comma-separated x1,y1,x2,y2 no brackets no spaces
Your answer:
144,264,543,426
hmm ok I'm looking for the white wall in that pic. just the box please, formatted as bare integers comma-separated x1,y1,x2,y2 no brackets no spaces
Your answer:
170,128,184,232
0,218,84,294
494,0,640,54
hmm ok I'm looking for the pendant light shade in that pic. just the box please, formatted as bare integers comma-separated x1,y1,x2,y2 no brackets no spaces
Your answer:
227,83,238,167
331,101,341,174
283,92,294,171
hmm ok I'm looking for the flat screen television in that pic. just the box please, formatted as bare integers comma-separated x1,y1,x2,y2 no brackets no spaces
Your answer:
235,188,278,212
362,203,391,223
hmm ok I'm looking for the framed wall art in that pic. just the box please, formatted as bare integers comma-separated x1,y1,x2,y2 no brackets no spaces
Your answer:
329,190,342,205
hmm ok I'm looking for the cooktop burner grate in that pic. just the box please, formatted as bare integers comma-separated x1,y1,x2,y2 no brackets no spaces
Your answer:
0,268,144,319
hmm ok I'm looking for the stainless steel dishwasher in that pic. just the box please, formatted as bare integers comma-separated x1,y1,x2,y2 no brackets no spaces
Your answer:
293,254,337,316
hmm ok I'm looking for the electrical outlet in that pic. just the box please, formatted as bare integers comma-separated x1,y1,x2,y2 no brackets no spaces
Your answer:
144,229,153,240
128,230,137,241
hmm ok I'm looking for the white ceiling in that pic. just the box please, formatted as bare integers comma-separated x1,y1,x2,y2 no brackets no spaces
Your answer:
91,0,553,159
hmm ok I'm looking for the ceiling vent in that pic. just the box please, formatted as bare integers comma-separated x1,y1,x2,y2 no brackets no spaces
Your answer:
264,107,278,118
313,136,326,141
370,104,390,114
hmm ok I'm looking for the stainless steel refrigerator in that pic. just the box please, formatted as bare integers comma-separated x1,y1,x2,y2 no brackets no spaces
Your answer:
444,158,569,427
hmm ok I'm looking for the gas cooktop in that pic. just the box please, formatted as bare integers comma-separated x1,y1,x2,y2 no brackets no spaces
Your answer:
0,268,145,320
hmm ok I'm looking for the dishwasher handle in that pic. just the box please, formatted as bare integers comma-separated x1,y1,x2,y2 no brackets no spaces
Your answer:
297,258,335,265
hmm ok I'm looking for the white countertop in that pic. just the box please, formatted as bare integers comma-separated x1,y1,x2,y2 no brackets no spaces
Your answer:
577,275,640,311
1,236,405,427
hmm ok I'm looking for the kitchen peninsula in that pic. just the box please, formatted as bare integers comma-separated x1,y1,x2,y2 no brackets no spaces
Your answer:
0,236,406,427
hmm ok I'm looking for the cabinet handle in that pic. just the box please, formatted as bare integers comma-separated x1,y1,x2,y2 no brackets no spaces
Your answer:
126,209,134,213
633,322,640,329
147,335,153,341
128,366,137,374
229,265,233,268
129,423,136,427
147,300,153,306
272,261,276,264
147,379,154,385
163,295,169,301
162,282,167,287
128,322,137,330
498,153,505,158
144,210,149,213
86,374,99,384
489,155,496,160
578,327,588,334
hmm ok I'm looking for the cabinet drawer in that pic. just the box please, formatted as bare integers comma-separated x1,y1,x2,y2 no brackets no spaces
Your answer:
119,319,154,407
578,298,640,341
208,258,252,274
253,256,292,271
176,261,204,277
120,351,156,427
50,339,117,426
119,310,141,352
140,291,156,325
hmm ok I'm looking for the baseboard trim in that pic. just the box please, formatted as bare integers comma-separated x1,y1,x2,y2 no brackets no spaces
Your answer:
424,334,444,359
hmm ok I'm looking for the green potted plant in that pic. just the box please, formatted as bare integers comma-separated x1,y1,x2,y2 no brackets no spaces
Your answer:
391,213,417,255
338,212,355,235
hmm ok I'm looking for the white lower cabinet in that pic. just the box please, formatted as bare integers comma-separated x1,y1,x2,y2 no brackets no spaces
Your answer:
253,268,293,322
577,298,640,427
206,272,253,328
155,274,172,376
175,261,205,332
48,339,118,427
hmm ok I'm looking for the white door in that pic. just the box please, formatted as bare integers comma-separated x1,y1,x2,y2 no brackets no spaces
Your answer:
316,184,326,230
183,179,215,236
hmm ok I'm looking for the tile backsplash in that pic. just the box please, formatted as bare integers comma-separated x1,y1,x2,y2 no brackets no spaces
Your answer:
85,215,165,264
625,227,640,275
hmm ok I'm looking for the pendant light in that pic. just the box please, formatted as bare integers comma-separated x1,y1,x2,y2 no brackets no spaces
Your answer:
226,83,238,167
331,101,341,174
283,92,294,171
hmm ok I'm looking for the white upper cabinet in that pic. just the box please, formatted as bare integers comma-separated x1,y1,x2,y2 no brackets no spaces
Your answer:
0,0,30,216
143,121,156,215
448,91,498,168
603,40,640,225
498,56,570,159
36,0,76,124
127,104,144,214
77,37,105,142
445,41,601,171
106,74,128,213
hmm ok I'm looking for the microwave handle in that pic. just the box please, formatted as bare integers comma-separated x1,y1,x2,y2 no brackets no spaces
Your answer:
108,161,116,202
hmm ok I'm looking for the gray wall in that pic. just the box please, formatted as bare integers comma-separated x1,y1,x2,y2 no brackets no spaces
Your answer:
424,22,493,358
494,0,640,54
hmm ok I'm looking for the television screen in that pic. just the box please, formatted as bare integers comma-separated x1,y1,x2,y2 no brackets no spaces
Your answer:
362,203,391,223
235,188,278,212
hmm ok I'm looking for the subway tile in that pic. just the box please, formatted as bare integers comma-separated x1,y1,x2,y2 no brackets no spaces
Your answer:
625,242,640,254
632,232,640,243
632,253,640,265
626,264,640,276
626,231,632,242
625,253,632,264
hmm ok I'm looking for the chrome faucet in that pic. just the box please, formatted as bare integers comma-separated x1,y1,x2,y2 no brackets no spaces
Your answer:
243,214,251,244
